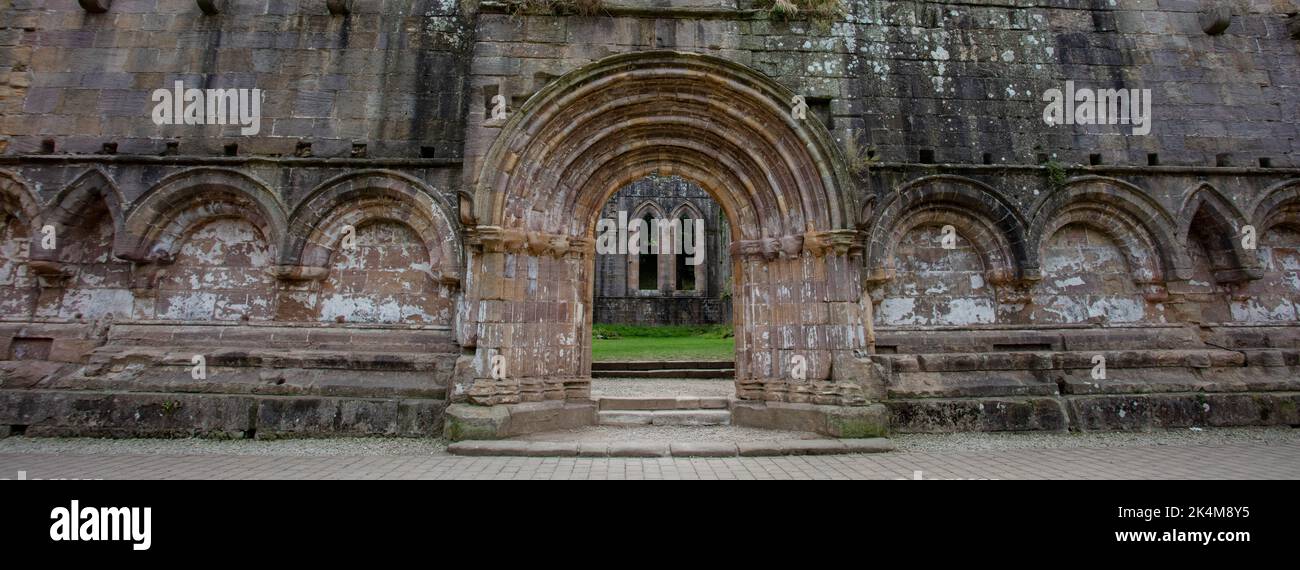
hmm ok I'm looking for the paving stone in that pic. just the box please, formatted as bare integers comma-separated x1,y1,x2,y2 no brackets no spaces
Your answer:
780,440,850,456
607,441,671,458
669,442,739,457
841,438,895,454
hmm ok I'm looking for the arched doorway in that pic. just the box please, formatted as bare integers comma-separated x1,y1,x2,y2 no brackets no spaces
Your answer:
451,52,883,435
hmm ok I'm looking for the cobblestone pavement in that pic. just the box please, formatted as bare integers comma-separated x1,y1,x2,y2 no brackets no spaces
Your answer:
1,428,1297,480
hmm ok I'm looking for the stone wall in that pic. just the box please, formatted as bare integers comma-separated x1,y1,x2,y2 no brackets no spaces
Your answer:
1,0,1299,437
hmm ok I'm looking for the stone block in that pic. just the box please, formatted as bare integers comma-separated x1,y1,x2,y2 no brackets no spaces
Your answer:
444,403,511,441
732,401,890,438
607,441,670,458
886,398,1069,433
669,442,738,457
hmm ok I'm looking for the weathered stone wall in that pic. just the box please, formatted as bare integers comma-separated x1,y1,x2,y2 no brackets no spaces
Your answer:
0,0,471,158
1,0,1299,437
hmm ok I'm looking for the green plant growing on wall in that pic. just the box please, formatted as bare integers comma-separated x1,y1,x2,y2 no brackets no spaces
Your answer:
842,136,880,175
160,400,183,416
1045,159,1069,191
506,0,605,17
757,0,844,26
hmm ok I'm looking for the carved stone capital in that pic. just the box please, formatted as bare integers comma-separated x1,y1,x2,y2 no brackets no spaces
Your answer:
28,260,73,288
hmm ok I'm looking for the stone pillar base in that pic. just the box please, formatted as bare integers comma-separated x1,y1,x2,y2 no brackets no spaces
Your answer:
444,401,597,442
731,401,890,438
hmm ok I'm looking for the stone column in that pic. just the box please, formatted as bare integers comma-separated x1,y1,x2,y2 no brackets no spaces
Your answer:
732,230,883,407
456,226,592,406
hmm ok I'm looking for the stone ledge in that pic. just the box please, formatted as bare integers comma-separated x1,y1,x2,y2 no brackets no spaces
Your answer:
1065,392,1300,431
443,401,598,441
887,392,1300,433
730,401,890,438
0,389,446,438
447,438,895,457
887,397,1069,433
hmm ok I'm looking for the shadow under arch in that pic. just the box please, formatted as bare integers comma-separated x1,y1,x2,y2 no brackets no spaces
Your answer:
32,167,128,263
1178,182,1261,283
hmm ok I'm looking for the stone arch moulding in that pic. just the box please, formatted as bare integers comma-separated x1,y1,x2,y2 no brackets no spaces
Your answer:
0,168,43,230
1249,178,1300,234
458,51,879,415
1028,176,1190,291
29,168,127,265
865,174,1031,287
282,170,463,287
1178,182,1261,284
121,167,288,266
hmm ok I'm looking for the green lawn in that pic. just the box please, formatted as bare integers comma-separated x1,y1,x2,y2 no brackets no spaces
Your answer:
591,324,735,362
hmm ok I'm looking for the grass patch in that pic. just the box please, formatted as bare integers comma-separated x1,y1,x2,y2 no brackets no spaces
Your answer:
591,324,735,362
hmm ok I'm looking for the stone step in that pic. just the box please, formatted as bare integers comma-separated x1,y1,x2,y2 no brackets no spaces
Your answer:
598,397,730,411
875,348,1245,374
593,360,734,371
447,438,896,458
598,409,732,426
592,368,735,379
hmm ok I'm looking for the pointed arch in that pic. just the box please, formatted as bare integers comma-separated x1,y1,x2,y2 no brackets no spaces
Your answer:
123,168,287,263
1178,182,1260,283
32,167,127,262
630,200,666,222
287,171,460,283
1029,176,1188,284
866,175,1029,285
670,201,704,222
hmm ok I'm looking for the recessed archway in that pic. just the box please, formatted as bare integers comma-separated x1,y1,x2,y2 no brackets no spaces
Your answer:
457,51,876,409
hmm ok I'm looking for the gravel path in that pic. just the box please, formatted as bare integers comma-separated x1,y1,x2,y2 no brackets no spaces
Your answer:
592,378,735,398
893,427,1300,453
0,436,446,457
0,427,1294,457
